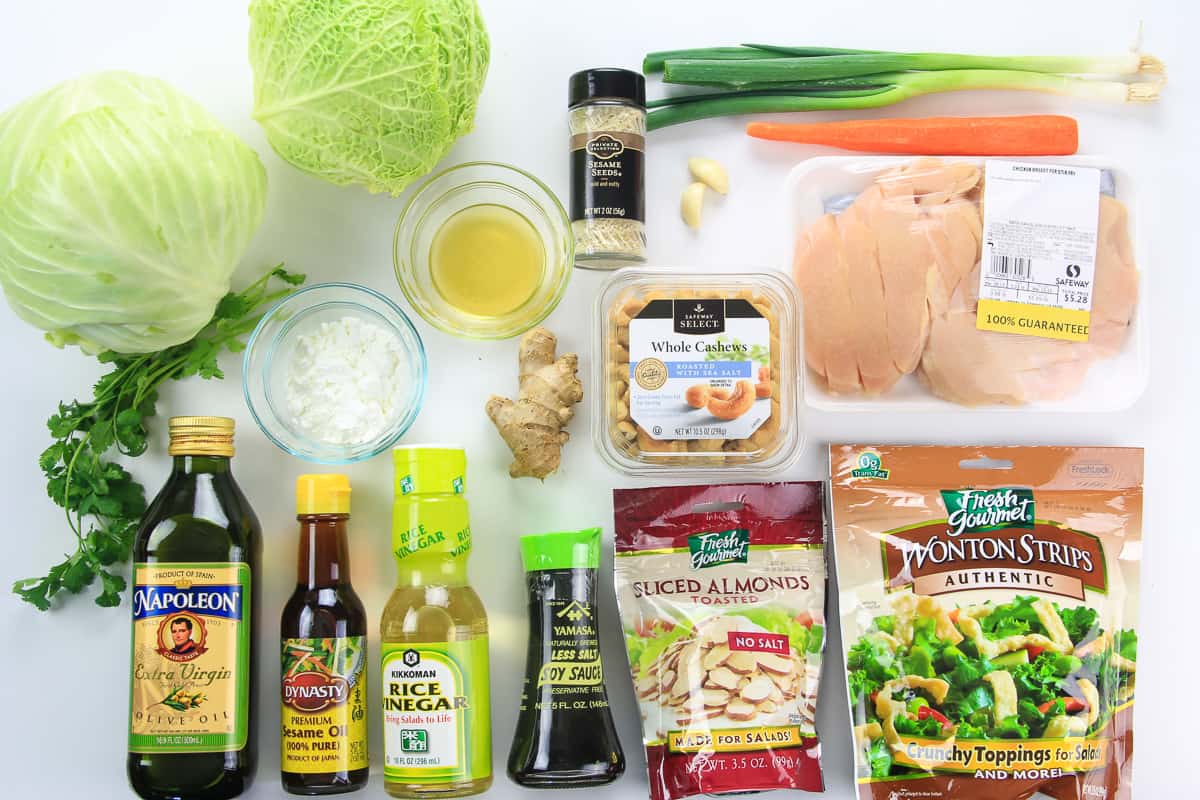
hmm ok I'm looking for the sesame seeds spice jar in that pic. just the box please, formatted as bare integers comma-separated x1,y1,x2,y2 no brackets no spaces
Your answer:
568,68,647,268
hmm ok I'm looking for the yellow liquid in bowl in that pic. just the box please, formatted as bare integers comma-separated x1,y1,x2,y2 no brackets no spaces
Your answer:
430,204,545,318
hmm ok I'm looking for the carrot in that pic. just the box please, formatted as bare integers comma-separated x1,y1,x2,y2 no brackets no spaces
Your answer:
746,115,1078,156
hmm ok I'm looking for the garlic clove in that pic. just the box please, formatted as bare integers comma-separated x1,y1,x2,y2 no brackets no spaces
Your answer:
688,157,730,195
681,181,707,230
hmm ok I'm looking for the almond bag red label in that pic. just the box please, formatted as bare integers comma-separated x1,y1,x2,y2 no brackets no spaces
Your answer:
613,482,826,800
829,446,1142,800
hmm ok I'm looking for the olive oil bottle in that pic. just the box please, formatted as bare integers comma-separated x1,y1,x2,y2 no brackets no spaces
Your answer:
380,446,492,798
127,417,260,800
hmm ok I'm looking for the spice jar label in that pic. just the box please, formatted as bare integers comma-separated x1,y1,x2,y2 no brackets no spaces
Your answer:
382,639,491,785
571,131,645,223
128,563,251,753
281,636,368,774
629,298,772,440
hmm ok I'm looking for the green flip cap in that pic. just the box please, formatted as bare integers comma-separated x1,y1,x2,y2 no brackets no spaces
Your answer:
520,527,601,572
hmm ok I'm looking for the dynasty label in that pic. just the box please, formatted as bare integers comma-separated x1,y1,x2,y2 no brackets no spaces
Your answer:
128,563,250,753
281,636,367,774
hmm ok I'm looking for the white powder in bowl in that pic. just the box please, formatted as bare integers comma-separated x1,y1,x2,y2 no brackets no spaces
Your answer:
286,316,409,445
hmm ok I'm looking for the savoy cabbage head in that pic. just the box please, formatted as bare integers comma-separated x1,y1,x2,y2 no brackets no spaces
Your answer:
248,0,490,195
0,72,268,354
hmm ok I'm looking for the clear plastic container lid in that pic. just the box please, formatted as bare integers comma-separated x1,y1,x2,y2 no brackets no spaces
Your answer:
593,268,803,477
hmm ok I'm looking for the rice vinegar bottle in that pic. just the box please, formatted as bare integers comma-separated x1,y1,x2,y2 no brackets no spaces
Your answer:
380,446,492,798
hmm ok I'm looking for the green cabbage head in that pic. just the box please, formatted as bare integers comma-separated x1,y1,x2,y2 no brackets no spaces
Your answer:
248,0,490,195
0,72,268,354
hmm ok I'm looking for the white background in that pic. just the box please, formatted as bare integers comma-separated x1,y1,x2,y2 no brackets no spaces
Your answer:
0,1,1196,799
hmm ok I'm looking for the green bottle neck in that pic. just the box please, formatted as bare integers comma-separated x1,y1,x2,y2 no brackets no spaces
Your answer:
392,494,471,587
170,455,232,475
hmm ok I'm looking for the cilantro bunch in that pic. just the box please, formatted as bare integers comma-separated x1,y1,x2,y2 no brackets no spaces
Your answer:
12,266,304,610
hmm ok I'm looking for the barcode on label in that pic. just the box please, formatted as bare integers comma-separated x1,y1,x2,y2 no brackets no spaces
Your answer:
989,254,1031,278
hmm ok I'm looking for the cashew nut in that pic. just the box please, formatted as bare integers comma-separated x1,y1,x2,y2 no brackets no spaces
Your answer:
685,384,710,409
689,157,730,194
706,380,756,420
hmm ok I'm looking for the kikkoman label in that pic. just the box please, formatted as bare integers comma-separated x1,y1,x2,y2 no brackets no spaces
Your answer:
881,489,1105,601
281,636,368,774
688,528,750,570
382,640,491,785
128,563,250,753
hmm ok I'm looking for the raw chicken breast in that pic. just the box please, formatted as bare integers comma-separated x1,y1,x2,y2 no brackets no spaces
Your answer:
918,194,1139,405
792,159,981,394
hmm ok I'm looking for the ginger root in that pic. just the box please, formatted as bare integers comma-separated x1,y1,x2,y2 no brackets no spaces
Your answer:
486,327,583,480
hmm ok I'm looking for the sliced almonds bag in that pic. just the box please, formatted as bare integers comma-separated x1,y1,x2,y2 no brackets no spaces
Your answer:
829,445,1142,800
613,483,826,800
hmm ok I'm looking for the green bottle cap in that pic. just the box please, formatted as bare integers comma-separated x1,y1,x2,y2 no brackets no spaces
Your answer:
520,527,601,572
392,445,467,496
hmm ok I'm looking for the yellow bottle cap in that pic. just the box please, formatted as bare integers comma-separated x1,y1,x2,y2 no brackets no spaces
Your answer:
392,445,467,496
296,474,351,515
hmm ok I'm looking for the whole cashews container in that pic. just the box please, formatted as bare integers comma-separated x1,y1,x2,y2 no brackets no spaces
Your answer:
593,268,803,477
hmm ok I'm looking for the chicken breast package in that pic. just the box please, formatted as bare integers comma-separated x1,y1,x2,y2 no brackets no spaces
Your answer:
829,445,1142,800
613,482,827,800
788,157,1146,411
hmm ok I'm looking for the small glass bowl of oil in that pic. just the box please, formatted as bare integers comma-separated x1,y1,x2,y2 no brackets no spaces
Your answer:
394,161,573,339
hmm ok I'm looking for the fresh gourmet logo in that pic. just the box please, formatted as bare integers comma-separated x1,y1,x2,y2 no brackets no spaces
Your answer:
940,488,1034,534
689,528,749,569
282,671,350,713
880,489,1105,600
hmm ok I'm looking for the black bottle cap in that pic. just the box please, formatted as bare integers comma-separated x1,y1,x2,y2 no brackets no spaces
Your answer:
568,68,646,109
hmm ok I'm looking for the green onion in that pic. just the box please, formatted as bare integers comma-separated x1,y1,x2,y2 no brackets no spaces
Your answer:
646,70,1160,131
643,46,776,74
643,44,879,73
663,52,1160,88
646,85,891,110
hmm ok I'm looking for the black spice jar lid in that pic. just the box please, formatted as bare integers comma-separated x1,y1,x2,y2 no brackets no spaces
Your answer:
568,68,646,109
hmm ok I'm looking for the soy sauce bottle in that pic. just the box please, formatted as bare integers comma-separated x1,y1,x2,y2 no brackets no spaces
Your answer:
127,416,260,800
280,475,368,794
507,527,624,787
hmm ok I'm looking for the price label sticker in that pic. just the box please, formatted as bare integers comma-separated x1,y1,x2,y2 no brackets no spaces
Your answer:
976,161,1101,342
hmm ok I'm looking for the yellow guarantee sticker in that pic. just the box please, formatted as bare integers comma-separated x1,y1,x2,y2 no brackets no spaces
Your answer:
977,299,1092,343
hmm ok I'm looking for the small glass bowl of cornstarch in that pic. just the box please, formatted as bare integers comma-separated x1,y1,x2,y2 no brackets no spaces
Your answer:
243,283,427,463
